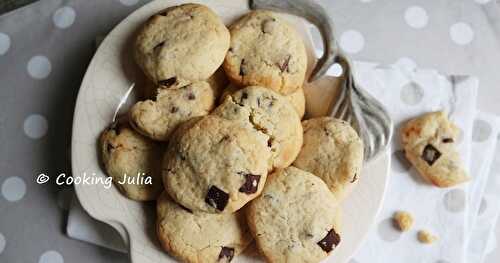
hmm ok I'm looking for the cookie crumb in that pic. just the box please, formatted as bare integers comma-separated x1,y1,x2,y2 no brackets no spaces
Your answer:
417,230,438,244
393,211,413,232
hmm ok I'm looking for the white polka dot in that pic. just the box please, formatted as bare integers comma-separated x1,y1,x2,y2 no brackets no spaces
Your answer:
377,218,401,242
27,56,52,79
119,0,139,6
39,250,64,263
443,189,466,213
24,114,48,139
472,119,492,142
474,0,492,4
0,233,5,254
0,32,10,55
404,6,429,29
1,177,26,202
327,63,343,77
394,57,417,71
450,22,474,45
340,30,365,54
53,7,76,29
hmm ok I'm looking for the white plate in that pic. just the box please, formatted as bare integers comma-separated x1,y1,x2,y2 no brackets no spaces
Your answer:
71,0,390,262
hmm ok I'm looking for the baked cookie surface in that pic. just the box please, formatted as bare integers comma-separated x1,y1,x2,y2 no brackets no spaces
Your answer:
156,192,252,263
247,167,342,263
99,119,163,201
224,10,307,95
214,86,303,169
135,3,230,84
163,115,272,213
401,111,469,187
221,84,305,119
293,117,363,201
129,80,216,141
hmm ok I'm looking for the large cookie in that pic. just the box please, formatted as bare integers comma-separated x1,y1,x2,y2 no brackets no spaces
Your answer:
221,84,305,119
156,192,252,263
129,81,216,141
401,111,469,187
214,86,303,168
135,3,230,84
293,117,364,201
99,119,163,201
224,11,307,95
247,167,342,263
163,115,272,213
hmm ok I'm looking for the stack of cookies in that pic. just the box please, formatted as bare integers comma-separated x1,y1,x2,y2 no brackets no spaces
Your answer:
98,4,364,263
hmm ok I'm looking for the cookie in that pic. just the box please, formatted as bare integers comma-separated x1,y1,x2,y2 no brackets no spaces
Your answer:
135,3,230,84
99,119,163,201
163,115,272,213
293,117,364,201
214,86,303,169
129,80,216,141
393,211,413,232
224,10,307,95
401,111,470,187
221,84,305,119
247,167,342,263
156,192,252,263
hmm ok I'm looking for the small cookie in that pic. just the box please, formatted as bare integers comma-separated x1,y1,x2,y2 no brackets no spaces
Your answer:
417,230,437,244
224,10,307,95
99,119,163,201
393,211,413,232
129,81,216,141
221,84,305,119
247,167,342,263
163,115,272,213
135,3,230,84
156,192,252,263
401,111,470,187
214,86,303,168
293,117,364,201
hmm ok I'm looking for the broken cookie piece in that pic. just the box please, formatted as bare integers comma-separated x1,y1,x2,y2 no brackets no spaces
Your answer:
417,230,438,244
393,211,414,232
401,111,470,187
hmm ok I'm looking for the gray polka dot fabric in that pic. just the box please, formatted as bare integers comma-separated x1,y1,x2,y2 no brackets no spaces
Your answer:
1,1,500,263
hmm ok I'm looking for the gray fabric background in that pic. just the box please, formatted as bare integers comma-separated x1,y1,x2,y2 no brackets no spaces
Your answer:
0,0,499,262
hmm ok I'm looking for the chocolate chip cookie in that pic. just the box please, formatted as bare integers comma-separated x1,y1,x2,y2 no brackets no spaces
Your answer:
163,115,272,213
214,86,303,169
293,117,363,201
221,84,305,119
99,118,163,201
156,192,252,263
129,80,216,141
247,167,342,263
224,10,307,95
401,111,469,187
135,3,230,84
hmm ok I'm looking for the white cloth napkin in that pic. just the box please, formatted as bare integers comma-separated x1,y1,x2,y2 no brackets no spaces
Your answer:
352,61,477,263
466,112,500,263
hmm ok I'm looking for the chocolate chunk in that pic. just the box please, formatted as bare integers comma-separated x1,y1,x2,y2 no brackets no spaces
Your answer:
219,135,230,143
317,228,341,253
277,55,291,73
442,138,454,143
205,186,229,211
187,93,196,100
228,47,233,52
106,143,114,153
170,106,179,113
158,77,177,86
239,59,246,76
241,92,248,100
238,173,261,194
422,144,441,166
153,41,165,51
218,247,234,262
350,173,358,183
